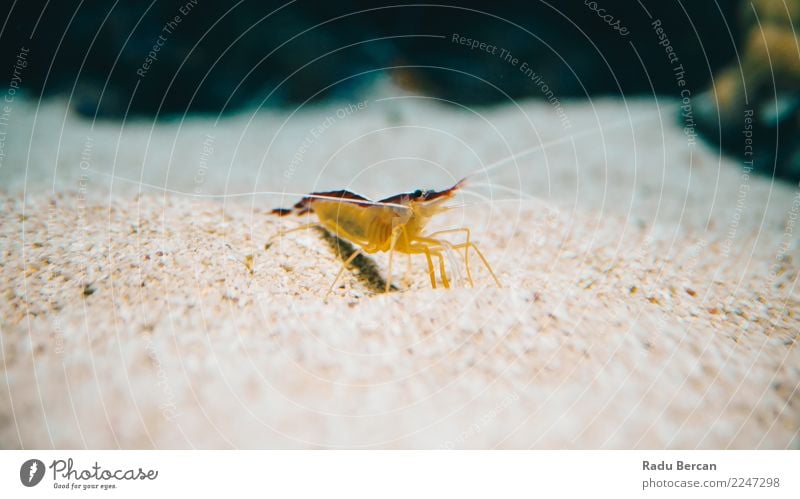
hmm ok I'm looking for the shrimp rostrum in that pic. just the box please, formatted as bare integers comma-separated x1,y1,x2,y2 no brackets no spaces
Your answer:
268,178,502,294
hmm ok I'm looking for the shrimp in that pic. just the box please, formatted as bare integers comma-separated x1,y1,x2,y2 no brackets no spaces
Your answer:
267,178,502,295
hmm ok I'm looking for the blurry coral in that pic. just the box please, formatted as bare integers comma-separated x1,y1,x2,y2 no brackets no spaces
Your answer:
695,0,800,181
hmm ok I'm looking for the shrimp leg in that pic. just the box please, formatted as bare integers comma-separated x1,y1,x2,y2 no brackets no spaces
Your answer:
326,248,364,298
265,222,320,249
426,228,473,286
450,241,501,287
436,251,450,288
419,246,437,288
406,242,449,289
400,228,414,287
385,227,402,293
415,232,502,287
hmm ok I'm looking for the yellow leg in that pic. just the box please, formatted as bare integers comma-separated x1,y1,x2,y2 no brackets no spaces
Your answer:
421,247,437,288
326,248,363,298
427,228,473,287
403,254,413,286
451,241,502,287
405,243,453,290
402,231,414,287
436,252,450,288
265,222,319,249
412,236,458,288
415,232,501,288
385,227,402,293
403,236,437,289
386,247,394,293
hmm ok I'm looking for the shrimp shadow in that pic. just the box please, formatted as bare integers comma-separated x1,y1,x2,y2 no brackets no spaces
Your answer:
315,226,398,293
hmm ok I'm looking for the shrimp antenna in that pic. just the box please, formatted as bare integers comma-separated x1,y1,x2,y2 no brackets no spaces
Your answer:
438,185,537,214
86,168,411,210
461,111,660,181
461,182,539,201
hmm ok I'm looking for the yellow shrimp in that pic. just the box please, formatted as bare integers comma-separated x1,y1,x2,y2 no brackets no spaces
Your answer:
268,178,502,294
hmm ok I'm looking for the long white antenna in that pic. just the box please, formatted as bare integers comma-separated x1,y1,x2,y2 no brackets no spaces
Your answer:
86,112,657,209
87,169,411,210
471,112,657,177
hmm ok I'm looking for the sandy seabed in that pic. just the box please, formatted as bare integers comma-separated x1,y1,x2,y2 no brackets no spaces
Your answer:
1,97,798,448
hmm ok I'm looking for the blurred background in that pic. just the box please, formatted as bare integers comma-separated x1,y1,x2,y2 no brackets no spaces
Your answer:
1,0,798,180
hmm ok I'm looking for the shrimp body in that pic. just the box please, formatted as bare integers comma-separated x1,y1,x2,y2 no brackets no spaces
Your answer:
310,201,407,254
270,179,501,293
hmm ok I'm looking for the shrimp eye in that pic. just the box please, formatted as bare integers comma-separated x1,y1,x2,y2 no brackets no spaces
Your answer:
412,189,423,198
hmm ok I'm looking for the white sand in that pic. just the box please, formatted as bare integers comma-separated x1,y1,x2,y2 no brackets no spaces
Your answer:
1,96,798,448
